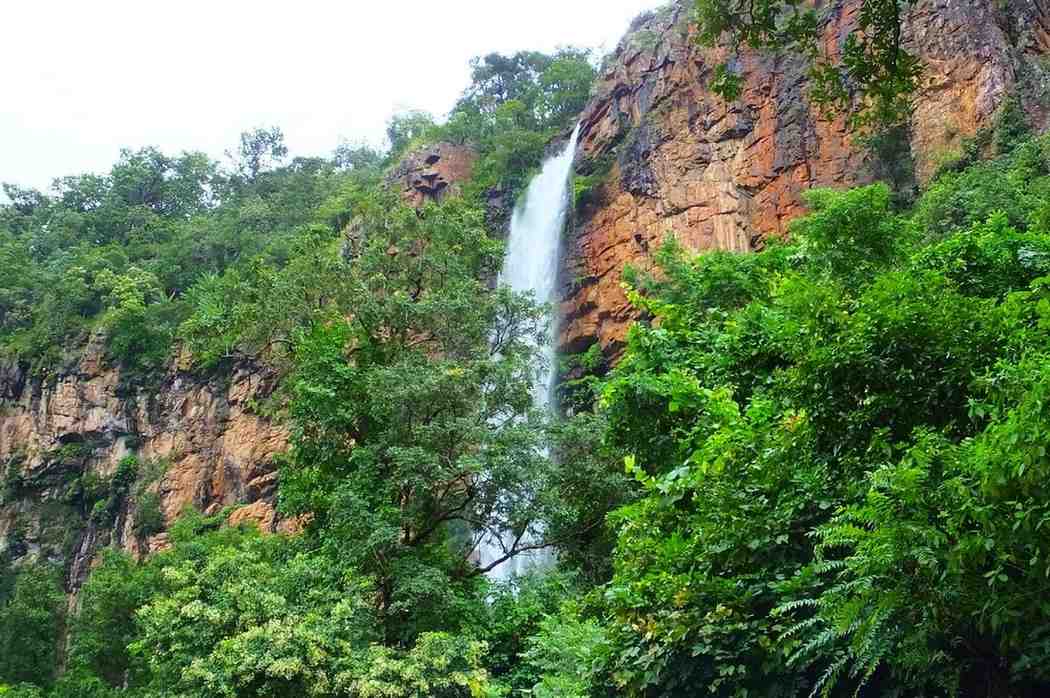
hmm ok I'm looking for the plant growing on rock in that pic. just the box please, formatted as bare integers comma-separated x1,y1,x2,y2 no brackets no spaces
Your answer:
694,0,923,129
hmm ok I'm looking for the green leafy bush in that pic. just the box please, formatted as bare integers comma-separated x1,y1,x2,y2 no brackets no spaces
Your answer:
557,139,1050,696
0,564,64,688
132,491,163,537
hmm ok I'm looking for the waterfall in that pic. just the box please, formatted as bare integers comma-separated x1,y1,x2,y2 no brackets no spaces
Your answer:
478,125,581,583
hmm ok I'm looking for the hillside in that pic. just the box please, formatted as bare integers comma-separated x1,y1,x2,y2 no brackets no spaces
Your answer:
3,1,1050,696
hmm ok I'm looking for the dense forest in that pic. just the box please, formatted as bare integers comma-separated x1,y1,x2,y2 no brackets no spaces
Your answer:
5,1,1050,696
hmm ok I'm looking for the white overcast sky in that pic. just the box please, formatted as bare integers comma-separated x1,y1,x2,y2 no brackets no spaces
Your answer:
1,0,662,193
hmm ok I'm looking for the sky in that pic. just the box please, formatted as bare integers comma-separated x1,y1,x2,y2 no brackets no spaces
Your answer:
1,0,663,193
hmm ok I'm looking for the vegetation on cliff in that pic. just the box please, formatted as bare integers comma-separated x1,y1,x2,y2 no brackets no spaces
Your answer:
5,8,1050,697
0,133,368,373
693,0,922,128
0,46,593,378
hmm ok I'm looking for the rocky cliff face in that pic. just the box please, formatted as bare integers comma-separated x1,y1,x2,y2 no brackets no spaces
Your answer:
387,142,478,207
561,0,1050,357
0,336,287,586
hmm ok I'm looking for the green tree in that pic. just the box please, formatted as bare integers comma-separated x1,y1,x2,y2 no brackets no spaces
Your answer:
694,0,922,128
547,137,1050,696
229,127,288,182
0,564,64,689
62,550,157,691
94,266,170,369
386,111,438,157
278,191,564,641
457,52,553,116
333,141,384,172
56,509,505,697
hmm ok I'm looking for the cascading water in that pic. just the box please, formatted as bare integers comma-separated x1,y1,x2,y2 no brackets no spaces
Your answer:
478,125,581,583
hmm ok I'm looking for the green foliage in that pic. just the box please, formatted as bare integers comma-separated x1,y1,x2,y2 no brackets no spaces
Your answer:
994,96,1031,155
916,135,1050,237
275,189,582,643
0,48,593,373
0,685,46,698
333,141,384,172
437,48,597,205
129,517,378,697
18,36,1050,698
228,127,288,181
454,49,594,129
0,564,64,689
63,549,156,691
386,110,439,158
0,132,371,373
524,602,610,698
549,135,1050,696
157,181,623,696
89,456,138,527
94,266,170,369
345,634,496,698
861,124,918,204
0,453,27,504
0,45,620,698
132,491,164,537
791,183,911,285
694,0,922,129
179,224,350,368
46,509,509,698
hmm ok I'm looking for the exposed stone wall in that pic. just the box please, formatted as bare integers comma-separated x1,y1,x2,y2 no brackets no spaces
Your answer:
387,142,478,207
560,0,1050,357
0,336,287,585
1,144,480,585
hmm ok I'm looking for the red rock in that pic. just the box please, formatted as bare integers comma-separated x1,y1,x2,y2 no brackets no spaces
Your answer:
387,142,478,207
562,0,1050,357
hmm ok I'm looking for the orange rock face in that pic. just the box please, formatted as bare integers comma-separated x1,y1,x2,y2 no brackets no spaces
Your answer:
388,142,478,207
561,0,1050,357
0,335,287,583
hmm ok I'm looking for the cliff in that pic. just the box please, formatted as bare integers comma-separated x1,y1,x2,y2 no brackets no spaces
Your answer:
4,0,1050,585
561,0,1050,356
0,139,488,587
0,336,287,586
387,142,478,207
0,143,485,586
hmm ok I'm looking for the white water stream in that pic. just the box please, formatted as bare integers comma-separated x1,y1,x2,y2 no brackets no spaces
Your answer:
477,125,581,582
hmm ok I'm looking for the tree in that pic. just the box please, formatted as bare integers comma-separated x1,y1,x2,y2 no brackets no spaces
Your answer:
453,49,595,134
278,191,565,640
95,266,170,369
457,52,552,116
333,141,383,172
542,134,1050,696
53,508,504,697
385,111,437,157
535,49,596,129
108,147,216,218
1,184,46,217
62,550,157,690
230,127,288,181
439,47,596,205
694,0,922,128
0,133,354,371
0,564,64,689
